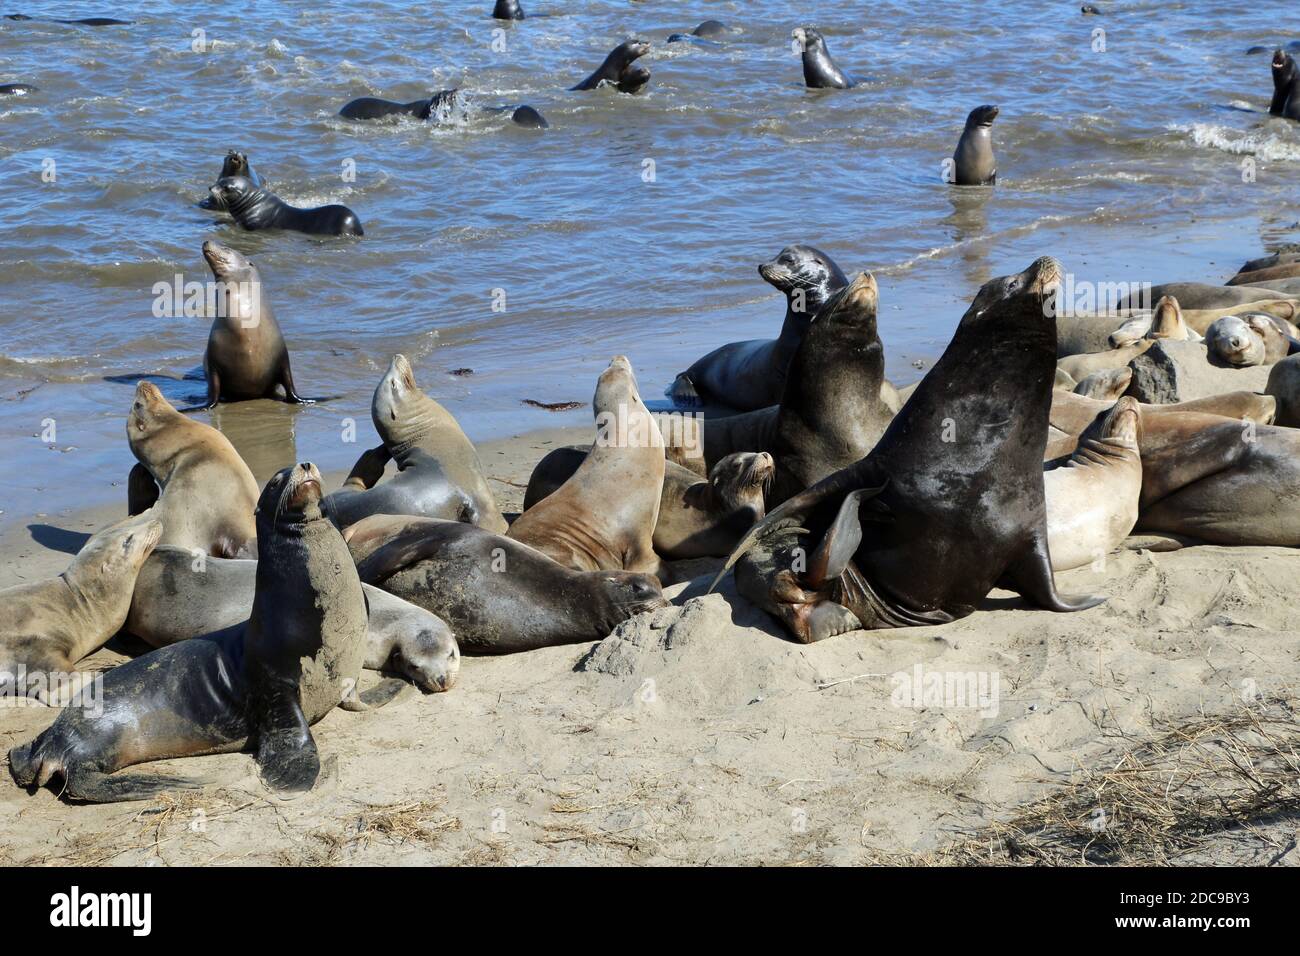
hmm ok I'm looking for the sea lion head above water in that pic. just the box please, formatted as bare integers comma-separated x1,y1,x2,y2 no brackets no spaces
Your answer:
758,244,851,315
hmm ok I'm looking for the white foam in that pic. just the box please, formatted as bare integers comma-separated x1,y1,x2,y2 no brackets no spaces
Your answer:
1174,122,1300,162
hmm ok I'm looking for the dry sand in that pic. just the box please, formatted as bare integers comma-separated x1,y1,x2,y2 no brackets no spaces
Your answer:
1,425,1298,867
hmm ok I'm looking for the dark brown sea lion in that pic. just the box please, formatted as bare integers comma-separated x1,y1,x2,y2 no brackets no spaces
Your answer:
210,175,363,238
9,464,369,802
714,257,1102,643
792,27,856,89
571,39,651,93
952,105,998,185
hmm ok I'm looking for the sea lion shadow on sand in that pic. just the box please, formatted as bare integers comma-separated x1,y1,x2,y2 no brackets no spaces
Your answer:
26,524,90,555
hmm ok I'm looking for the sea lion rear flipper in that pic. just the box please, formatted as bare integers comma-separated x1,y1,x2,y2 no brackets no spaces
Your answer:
667,373,703,408
1000,533,1104,613
254,686,320,795
340,677,414,712
127,463,160,515
64,769,210,804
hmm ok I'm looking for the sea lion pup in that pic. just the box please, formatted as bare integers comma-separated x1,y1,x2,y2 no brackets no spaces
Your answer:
198,150,261,210
511,105,548,128
524,449,773,560
1271,50,1297,115
712,257,1103,644
0,83,38,95
1135,420,1300,546
1045,389,1277,460
125,382,259,558
1107,295,1202,347
1206,313,1299,366
198,241,314,408
9,464,369,802
792,27,856,89
664,272,892,502
571,39,652,93
0,515,162,703
125,546,459,694
668,20,729,43
1043,397,1142,571
209,175,363,238
1057,339,1152,381
509,356,667,578
323,354,506,533
338,88,467,123
493,0,524,20
952,104,999,185
1072,366,1132,400
669,244,850,410
345,515,668,654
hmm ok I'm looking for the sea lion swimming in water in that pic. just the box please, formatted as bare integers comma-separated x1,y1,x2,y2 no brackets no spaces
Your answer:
5,14,132,25
571,39,652,94
492,0,524,20
1272,50,1298,115
668,20,729,43
792,27,856,89
338,89,467,123
210,175,363,238
714,257,1103,644
198,241,317,408
952,105,999,185
511,105,548,128
9,464,370,802
198,151,261,210
0,83,38,95
668,244,850,410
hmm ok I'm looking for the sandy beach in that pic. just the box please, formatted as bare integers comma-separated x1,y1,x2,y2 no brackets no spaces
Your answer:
2,421,1297,867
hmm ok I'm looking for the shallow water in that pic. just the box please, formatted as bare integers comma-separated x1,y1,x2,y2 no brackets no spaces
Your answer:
3,1,1300,526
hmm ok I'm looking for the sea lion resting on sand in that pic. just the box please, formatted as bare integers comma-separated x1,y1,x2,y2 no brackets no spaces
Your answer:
0,514,162,703
9,464,370,802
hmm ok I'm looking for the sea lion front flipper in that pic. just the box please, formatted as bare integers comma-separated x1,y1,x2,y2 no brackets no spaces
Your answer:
254,685,320,795
127,463,160,515
803,488,871,588
667,373,703,408
340,444,391,491
1000,532,1104,613
340,677,414,712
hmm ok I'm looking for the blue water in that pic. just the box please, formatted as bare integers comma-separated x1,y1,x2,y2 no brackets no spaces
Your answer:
3,0,1300,524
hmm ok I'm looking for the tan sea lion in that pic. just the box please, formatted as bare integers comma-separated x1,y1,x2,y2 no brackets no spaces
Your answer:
1205,313,1298,366
125,381,259,557
509,356,666,578
0,514,162,703
1057,340,1152,381
1044,398,1142,571
1072,367,1132,400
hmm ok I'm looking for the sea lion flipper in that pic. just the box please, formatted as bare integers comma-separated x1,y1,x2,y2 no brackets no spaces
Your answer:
127,463,160,515
254,688,321,795
667,373,703,408
804,488,871,588
64,769,208,803
340,677,414,712
1000,533,1105,613
277,353,316,405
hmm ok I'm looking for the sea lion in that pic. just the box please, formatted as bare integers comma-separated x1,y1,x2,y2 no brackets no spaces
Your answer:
209,176,363,238
1271,50,1297,115
571,39,652,93
1136,421,1300,545
1237,250,1300,275
345,515,668,655
125,382,259,558
198,241,314,408
0,83,38,95
1205,313,1298,366
198,151,261,210
524,448,773,560
668,244,850,410
713,257,1102,644
9,464,369,802
338,89,467,123
0,515,162,703
1107,295,1202,347
511,105,548,128
492,0,524,20
5,15,132,25
1058,340,1152,381
668,20,729,43
1227,260,1300,286
663,272,892,503
1072,367,1132,400
125,546,459,694
322,354,507,533
1119,282,1297,312
1043,397,1142,571
509,356,666,578
1045,389,1277,461
1279,59,1300,120
952,105,999,185
792,27,855,89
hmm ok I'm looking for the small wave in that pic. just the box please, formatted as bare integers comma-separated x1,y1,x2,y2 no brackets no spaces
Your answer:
1174,122,1300,162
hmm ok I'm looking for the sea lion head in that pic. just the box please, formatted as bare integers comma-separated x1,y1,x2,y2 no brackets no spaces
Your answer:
792,27,826,53
1148,295,1186,339
596,571,669,624
1072,367,1132,401
424,88,470,123
393,621,461,694
372,353,425,444
1273,49,1294,80
814,271,879,331
201,239,255,282
963,255,1062,330
258,462,326,532
615,38,651,64
710,451,774,514
759,244,849,313
617,64,652,94
78,513,164,582
1206,315,1265,366
965,104,1000,129
1108,314,1150,348
209,175,260,215
220,151,251,178
1099,395,1141,449
127,381,179,441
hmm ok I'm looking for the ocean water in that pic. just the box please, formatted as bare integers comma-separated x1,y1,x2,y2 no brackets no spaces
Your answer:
2,0,1300,526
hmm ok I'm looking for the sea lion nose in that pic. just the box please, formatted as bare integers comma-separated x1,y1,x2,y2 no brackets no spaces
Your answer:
1228,336,1245,350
